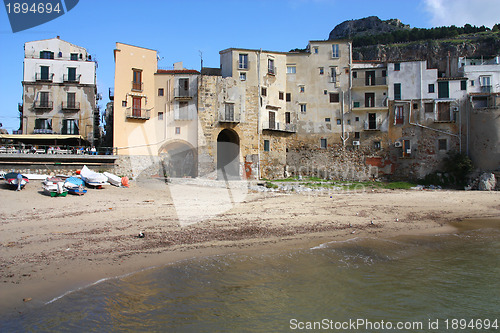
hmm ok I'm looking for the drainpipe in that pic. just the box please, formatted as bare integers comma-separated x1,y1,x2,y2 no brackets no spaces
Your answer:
340,91,348,145
257,49,262,179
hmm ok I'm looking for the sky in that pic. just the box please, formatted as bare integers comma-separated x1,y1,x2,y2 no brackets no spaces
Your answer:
0,0,499,133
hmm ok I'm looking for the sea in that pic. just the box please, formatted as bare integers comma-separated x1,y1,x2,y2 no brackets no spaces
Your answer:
1,219,499,332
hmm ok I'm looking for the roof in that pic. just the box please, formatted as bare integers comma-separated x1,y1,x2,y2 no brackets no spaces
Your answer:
201,67,222,76
156,69,200,75
219,48,288,55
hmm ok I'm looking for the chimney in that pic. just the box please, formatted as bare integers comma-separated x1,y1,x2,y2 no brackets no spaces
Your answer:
56,35,60,39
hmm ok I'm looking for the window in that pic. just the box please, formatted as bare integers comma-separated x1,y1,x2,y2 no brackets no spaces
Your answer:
122,100,127,107
395,105,404,124
158,112,164,120
325,118,330,122
286,65,296,74
365,93,375,107
268,111,275,129
62,119,78,135
300,104,307,113
330,67,337,83
437,102,451,121
67,67,77,82
461,80,467,91
471,80,475,87
158,88,164,96
324,90,328,95
438,81,449,98
268,59,275,75
70,53,78,61
320,138,327,149
394,63,400,71
394,83,401,100
299,86,305,93
336,119,341,125
413,103,418,110
279,91,284,100
352,71,358,79
355,117,360,122
132,69,142,91
365,71,376,86
438,139,447,151
67,92,76,108
178,78,189,96
354,132,360,139
240,72,246,81
261,87,267,96
368,113,377,130
264,140,270,152
382,70,387,77
329,93,339,103
40,66,50,80
425,103,433,113
175,127,180,134
285,112,291,124
40,50,54,59
319,67,324,75
313,47,318,54
238,54,248,70
347,119,351,125
35,118,51,130
225,103,235,121
332,44,339,58
480,76,492,93
286,93,291,102
39,92,49,107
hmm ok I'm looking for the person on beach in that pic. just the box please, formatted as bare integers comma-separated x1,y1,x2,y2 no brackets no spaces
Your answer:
16,172,23,191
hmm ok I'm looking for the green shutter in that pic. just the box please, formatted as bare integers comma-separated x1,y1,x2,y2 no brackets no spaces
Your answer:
438,81,449,98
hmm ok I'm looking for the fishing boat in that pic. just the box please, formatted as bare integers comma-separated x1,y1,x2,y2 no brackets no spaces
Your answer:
42,177,67,197
103,172,122,187
4,172,29,190
80,165,109,189
64,176,87,195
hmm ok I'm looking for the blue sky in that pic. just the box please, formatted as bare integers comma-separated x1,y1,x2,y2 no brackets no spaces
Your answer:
1,0,499,133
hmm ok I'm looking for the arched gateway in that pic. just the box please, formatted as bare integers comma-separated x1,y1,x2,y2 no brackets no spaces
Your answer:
217,129,240,180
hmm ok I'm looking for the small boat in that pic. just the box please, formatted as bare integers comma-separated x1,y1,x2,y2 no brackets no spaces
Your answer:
80,165,109,188
103,172,121,187
42,177,68,197
64,177,87,195
4,172,29,190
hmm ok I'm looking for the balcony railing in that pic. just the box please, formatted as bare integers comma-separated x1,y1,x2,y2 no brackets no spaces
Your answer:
352,77,387,87
263,121,296,132
131,81,143,92
364,120,382,131
35,73,54,82
268,66,277,75
353,99,388,109
34,101,53,109
480,85,492,93
63,74,81,83
126,107,150,120
33,129,54,134
238,61,249,70
61,101,80,111
219,111,241,123
174,88,192,99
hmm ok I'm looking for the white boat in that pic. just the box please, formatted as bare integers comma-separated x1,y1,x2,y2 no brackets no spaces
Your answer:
42,177,67,197
80,165,109,188
24,174,50,180
103,172,122,187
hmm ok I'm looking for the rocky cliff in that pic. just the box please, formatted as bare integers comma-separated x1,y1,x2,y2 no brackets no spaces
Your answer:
329,16,409,40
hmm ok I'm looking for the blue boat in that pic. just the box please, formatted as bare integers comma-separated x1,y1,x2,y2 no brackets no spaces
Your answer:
64,177,87,195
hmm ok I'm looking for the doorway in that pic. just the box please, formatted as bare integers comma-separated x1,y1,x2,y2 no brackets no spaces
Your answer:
217,129,240,180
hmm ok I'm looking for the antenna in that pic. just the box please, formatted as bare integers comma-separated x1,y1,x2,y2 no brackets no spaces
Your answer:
199,50,203,70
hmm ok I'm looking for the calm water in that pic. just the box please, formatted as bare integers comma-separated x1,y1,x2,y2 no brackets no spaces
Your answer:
2,220,500,332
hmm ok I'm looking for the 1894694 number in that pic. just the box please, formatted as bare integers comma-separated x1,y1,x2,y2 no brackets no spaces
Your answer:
5,2,61,14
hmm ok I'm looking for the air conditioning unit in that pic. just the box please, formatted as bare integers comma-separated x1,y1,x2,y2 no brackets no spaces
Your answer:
406,149,412,154
353,141,360,146
394,141,402,147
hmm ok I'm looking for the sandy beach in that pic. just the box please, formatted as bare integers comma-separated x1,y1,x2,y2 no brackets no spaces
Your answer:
1,178,499,316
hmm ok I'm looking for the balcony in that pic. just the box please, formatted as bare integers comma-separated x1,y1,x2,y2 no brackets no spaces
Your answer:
63,74,81,83
352,77,387,87
35,73,54,82
364,120,382,131
174,88,192,100
33,129,55,134
126,107,150,120
352,99,388,110
109,88,114,101
61,101,80,112
480,85,492,93
268,66,277,76
263,121,296,133
34,101,53,110
131,81,143,92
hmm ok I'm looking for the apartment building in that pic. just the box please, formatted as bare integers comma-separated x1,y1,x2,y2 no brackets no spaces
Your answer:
20,37,97,144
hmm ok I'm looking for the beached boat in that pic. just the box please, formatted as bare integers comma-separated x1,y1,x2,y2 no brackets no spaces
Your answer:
42,177,67,197
4,172,29,190
64,176,87,195
80,165,109,188
103,172,122,187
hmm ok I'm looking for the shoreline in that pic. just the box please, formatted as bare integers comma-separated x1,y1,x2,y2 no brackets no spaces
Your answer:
1,180,499,317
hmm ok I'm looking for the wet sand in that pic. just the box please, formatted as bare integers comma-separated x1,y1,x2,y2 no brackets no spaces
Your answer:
1,178,499,316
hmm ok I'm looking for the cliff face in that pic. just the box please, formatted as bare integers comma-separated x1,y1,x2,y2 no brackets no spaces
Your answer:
353,34,500,74
329,16,409,40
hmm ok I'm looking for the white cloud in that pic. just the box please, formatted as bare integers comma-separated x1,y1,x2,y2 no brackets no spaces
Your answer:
424,0,500,28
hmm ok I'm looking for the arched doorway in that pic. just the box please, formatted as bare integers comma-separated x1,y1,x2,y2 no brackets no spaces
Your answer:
159,141,197,178
217,129,240,180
